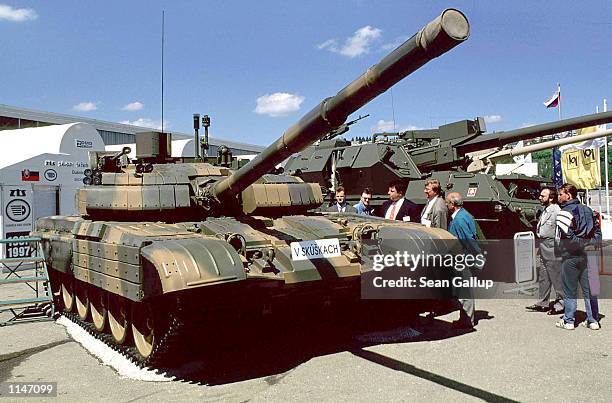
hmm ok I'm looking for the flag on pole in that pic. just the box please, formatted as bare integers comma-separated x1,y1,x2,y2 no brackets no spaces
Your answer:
544,88,561,108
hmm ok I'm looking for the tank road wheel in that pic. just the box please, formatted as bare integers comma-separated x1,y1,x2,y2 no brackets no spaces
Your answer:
47,270,62,307
131,302,157,360
89,288,108,332
108,294,130,345
60,275,75,313
74,281,90,321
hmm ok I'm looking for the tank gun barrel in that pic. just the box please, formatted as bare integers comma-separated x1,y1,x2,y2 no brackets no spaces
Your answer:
489,127,612,160
459,111,612,154
212,8,470,201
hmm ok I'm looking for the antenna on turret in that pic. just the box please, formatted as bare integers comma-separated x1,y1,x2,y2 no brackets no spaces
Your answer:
161,10,165,135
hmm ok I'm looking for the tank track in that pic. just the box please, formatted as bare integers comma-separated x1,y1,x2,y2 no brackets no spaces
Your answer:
61,310,186,371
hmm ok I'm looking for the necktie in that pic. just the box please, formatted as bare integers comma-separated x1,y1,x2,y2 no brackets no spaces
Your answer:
421,199,431,218
389,202,397,220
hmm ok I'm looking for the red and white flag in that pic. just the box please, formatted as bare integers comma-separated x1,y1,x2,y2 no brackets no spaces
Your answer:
543,88,560,108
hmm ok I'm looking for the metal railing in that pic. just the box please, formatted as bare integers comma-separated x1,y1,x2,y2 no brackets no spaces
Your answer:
0,237,54,326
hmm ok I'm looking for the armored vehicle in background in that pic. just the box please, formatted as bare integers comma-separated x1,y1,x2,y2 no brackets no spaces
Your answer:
33,9,470,366
285,112,612,238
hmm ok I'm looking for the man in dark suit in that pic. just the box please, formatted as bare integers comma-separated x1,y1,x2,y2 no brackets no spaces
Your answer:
325,186,357,213
446,191,478,329
377,180,419,222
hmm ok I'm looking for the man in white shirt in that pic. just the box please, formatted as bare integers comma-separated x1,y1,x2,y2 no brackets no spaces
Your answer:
420,179,448,230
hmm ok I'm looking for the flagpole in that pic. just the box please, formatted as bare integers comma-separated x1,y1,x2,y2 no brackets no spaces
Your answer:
597,104,602,212
605,98,610,216
551,83,563,188
557,83,562,121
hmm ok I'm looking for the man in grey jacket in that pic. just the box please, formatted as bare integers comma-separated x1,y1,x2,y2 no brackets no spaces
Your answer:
526,187,564,314
420,179,448,230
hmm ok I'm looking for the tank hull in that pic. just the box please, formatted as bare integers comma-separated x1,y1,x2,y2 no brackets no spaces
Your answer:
35,213,454,365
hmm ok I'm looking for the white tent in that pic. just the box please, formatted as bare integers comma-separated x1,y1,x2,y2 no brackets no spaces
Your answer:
0,123,104,259
0,123,103,170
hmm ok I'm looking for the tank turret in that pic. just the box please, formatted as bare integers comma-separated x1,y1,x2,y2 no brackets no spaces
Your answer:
285,111,612,238
393,111,612,173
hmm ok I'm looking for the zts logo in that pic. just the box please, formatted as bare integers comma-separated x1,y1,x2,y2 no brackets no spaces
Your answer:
9,189,26,197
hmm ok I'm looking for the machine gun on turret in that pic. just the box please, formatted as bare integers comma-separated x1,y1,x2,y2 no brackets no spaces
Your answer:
322,114,370,141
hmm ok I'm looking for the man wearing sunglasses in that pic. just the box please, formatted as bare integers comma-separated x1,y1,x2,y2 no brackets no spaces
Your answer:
354,187,374,215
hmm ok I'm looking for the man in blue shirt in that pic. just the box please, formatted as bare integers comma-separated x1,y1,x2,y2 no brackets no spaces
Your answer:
353,187,374,215
446,191,478,329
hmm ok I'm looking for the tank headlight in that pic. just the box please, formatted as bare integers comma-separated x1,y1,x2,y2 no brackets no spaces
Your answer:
494,204,503,213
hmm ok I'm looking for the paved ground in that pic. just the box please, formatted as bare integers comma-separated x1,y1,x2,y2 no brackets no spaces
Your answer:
1,296,610,402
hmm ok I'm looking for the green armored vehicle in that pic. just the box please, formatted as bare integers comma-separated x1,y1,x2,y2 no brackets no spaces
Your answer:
285,113,612,238
33,9,470,365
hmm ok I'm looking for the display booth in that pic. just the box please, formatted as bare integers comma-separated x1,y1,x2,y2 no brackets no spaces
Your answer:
0,123,104,260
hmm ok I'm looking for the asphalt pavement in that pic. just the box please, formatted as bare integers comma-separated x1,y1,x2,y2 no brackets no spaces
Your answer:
1,297,610,402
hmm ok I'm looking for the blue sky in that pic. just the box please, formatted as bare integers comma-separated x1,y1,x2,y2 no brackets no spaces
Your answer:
1,1,610,146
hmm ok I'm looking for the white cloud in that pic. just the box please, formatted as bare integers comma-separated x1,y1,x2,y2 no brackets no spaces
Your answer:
317,39,338,52
122,101,144,111
318,25,382,58
119,118,167,131
371,119,422,133
484,115,502,124
0,4,37,22
73,102,98,112
254,92,305,117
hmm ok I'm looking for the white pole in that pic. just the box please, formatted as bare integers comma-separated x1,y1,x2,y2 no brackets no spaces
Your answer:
605,98,610,216
586,188,590,208
597,105,602,211
558,83,562,121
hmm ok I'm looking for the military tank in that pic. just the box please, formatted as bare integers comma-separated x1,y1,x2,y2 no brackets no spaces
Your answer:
285,112,612,238
33,9,470,366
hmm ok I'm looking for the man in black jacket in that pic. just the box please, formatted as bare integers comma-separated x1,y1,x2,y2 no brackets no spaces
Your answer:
555,183,601,330
377,180,419,222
